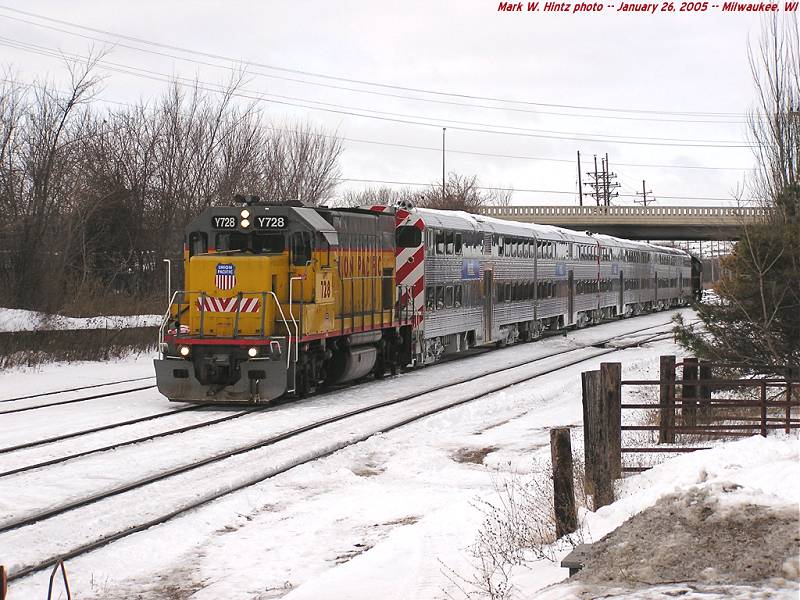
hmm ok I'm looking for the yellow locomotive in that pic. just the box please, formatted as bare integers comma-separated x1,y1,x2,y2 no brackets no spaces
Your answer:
155,197,418,403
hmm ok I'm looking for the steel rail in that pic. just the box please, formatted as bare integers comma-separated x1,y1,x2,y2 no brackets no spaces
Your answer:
0,377,155,403
3,326,674,582
0,407,266,478
0,406,196,455
0,318,685,477
0,385,157,416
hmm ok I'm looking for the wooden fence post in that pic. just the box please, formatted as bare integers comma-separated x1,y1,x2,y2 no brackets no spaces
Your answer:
682,357,698,428
601,362,622,479
582,369,614,509
699,360,712,423
550,428,577,538
659,355,676,444
760,379,768,437
581,370,596,498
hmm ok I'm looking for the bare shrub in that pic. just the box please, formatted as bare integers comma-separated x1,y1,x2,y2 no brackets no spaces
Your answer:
443,453,588,600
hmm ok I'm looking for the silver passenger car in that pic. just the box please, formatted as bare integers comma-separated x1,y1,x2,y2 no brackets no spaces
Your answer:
391,207,691,366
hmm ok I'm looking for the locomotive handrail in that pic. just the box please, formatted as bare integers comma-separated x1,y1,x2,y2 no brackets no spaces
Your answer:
158,290,184,358
288,276,302,372
158,290,294,363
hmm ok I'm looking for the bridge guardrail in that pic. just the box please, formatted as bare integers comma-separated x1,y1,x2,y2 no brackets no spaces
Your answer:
478,205,771,218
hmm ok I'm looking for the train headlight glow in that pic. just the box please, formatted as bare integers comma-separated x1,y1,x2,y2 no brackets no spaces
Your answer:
179,345,190,357
248,347,258,358
240,218,250,228
240,209,250,219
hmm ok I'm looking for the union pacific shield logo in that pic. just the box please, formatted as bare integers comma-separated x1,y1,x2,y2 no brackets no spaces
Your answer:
215,263,236,290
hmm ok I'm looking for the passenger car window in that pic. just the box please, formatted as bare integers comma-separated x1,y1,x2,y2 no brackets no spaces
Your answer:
436,230,445,254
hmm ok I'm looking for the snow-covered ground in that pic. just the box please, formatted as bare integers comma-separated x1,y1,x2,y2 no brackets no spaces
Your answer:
0,307,161,332
3,309,795,599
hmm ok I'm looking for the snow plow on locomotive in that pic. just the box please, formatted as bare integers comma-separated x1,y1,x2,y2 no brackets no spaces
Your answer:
155,197,699,404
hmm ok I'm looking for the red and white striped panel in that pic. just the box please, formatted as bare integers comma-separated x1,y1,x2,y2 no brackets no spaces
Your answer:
197,296,261,313
369,205,425,326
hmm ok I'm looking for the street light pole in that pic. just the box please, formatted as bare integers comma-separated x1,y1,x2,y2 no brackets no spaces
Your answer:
163,258,171,306
442,127,446,201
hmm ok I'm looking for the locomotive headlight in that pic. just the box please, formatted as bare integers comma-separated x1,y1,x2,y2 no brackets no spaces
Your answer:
240,218,250,228
179,345,190,357
240,209,250,219
247,347,258,358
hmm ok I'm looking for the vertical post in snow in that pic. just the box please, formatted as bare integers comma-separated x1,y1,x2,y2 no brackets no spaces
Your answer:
659,355,676,444
601,362,622,479
582,368,614,510
682,357,699,428
550,428,578,538
699,360,712,423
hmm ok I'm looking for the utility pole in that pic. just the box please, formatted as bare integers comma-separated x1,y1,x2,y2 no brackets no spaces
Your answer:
602,153,620,206
442,127,446,202
586,154,620,206
634,180,655,207
577,150,583,206
586,155,602,206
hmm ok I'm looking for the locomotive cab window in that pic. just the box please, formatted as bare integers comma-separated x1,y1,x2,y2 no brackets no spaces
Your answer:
396,225,422,248
253,233,285,254
291,231,312,266
189,232,208,256
446,231,455,255
215,232,248,252
455,233,463,255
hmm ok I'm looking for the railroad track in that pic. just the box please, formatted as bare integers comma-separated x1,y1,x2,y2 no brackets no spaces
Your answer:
0,376,155,403
0,317,682,479
0,383,157,415
1,321,681,583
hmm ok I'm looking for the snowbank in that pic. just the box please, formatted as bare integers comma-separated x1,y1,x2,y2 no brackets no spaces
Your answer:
532,435,800,599
0,307,162,332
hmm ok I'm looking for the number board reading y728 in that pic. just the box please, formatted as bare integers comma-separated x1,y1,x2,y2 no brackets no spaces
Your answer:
212,216,237,229
255,216,287,229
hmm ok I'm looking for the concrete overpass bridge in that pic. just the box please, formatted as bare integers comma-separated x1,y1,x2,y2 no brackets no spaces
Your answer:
477,205,770,240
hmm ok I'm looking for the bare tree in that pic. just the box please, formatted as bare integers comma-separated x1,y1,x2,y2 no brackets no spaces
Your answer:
418,173,513,212
259,122,343,205
748,15,800,205
336,185,418,208
676,15,800,372
0,62,345,312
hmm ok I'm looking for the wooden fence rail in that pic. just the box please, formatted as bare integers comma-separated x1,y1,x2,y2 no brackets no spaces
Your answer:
582,357,800,502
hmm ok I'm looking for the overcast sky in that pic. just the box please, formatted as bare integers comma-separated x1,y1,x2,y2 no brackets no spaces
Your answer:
0,1,778,206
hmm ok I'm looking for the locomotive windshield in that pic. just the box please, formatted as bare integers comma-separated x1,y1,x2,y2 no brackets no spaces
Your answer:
215,232,285,254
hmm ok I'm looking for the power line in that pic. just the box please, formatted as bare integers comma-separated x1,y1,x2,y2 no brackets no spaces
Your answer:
0,11,754,127
0,74,757,173
0,5,754,119
340,178,747,202
0,36,759,150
